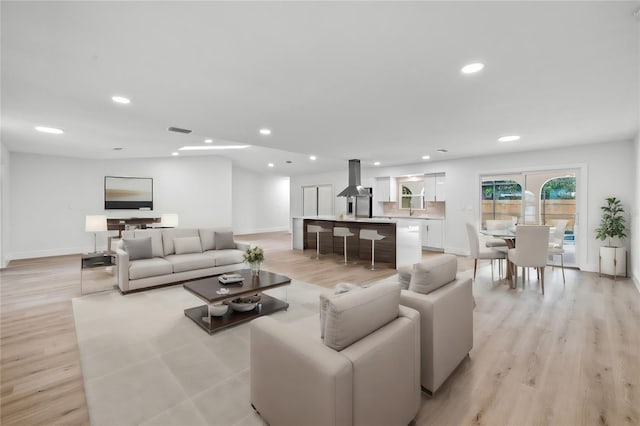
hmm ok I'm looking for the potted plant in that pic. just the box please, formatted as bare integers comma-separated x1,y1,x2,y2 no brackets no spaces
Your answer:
595,197,627,279
243,246,265,276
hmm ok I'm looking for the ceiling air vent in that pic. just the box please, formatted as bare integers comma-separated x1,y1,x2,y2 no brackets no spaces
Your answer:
167,126,192,134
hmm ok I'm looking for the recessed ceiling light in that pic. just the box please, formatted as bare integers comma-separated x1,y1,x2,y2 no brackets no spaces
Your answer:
112,147,123,151
461,63,484,74
35,126,63,134
111,96,131,104
259,128,271,135
204,139,213,143
436,149,448,153
178,145,250,151
422,155,431,160
268,163,274,168
171,152,179,156
285,160,292,164
374,161,381,166
498,135,521,142
309,155,317,161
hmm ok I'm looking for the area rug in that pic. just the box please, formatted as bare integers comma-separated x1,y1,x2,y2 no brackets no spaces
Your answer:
72,279,326,426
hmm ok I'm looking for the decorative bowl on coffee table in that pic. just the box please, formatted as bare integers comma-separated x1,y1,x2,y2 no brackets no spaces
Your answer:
229,294,261,312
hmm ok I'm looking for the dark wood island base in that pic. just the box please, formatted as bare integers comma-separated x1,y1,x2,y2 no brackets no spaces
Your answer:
303,219,397,268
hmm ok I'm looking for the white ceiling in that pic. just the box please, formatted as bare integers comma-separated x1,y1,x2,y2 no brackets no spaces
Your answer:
2,1,638,176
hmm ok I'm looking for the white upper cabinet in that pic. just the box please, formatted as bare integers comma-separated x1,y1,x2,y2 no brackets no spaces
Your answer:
374,177,397,202
435,174,446,201
424,175,436,202
424,173,446,202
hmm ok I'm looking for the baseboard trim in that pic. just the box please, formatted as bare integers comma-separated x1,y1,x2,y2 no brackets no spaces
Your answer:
234,226,289,235
445,247,469,257
8,247,101,262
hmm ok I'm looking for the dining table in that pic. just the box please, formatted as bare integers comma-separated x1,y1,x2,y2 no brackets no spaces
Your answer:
480,228,517,287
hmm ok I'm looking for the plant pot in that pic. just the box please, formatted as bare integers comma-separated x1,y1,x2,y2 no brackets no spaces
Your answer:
599,246,627,279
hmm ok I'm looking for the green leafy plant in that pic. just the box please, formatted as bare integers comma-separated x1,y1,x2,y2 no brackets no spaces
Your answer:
595,197,627,247
243,246,265,264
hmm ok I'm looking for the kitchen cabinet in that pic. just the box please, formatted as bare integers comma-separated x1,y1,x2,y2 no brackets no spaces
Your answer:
435,174,446,201
422,219,444,250
374,177,397,202
424,173,446,202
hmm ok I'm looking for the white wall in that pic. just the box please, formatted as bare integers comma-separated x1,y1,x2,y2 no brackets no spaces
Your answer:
9,153,234,260
633,133,639,289
0,142,10,267
289,170,350,221
632,20,640,291
290,140,636,273
232,166,290,235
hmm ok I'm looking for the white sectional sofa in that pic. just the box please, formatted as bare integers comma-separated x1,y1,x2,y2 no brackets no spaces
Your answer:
115,228,250,294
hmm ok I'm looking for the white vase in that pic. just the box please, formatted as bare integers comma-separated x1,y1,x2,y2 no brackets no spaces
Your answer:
599,246,626,279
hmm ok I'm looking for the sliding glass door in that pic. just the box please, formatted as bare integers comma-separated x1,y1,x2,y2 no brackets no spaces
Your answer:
481,169,578,267
481,174,524,224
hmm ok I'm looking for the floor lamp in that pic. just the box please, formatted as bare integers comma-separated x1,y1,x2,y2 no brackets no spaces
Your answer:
85,215,107,253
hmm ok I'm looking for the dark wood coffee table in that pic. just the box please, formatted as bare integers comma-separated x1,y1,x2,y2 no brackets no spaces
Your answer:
183,269,291,334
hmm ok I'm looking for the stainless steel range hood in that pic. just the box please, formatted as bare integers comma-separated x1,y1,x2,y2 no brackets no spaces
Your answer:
337,159,371,197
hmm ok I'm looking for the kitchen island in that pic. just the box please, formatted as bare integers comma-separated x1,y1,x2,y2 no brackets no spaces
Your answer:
291,216,422,269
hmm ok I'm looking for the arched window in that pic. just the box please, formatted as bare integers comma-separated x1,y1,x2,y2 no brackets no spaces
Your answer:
540,177,576,232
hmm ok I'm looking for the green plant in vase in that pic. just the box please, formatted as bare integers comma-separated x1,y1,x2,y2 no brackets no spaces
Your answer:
595,197,627,247
595,197,627,279
244,246,265,276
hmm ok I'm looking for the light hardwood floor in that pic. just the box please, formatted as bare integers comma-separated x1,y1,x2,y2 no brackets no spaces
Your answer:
1,232,638,425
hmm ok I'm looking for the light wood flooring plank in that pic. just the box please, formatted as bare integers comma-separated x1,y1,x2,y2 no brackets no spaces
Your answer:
1,231,639,425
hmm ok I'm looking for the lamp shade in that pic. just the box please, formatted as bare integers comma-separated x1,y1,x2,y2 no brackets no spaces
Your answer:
161,213,179,228
85,215,107,232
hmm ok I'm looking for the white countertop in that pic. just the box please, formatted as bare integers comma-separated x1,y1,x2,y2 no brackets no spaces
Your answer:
373,215,444,220
293,216,399,224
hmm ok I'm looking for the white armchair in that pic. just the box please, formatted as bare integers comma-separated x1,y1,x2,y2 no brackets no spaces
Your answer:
250,282,421,426
399,254,474,394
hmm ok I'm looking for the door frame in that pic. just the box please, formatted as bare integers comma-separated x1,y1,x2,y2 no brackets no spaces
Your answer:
478,163,588,270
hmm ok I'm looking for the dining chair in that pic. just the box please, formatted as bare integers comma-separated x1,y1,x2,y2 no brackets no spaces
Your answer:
466,223,506,281
508,225,550,294
548,220,568,283
484,220,508,249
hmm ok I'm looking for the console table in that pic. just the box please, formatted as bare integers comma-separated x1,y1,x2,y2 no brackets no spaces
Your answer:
107,217,161,237
81,252,116,295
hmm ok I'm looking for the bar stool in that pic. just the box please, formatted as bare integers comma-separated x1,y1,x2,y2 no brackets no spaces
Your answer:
333,226,355,265
307,224,332,260
360,229,385,271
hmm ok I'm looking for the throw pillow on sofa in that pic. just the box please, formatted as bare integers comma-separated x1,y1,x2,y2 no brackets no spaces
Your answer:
198,229,216,251
123,237,153,261
319,283,363,338
408,254,457,295
174,236,203,254
323,282,401,351
215,231,235,250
